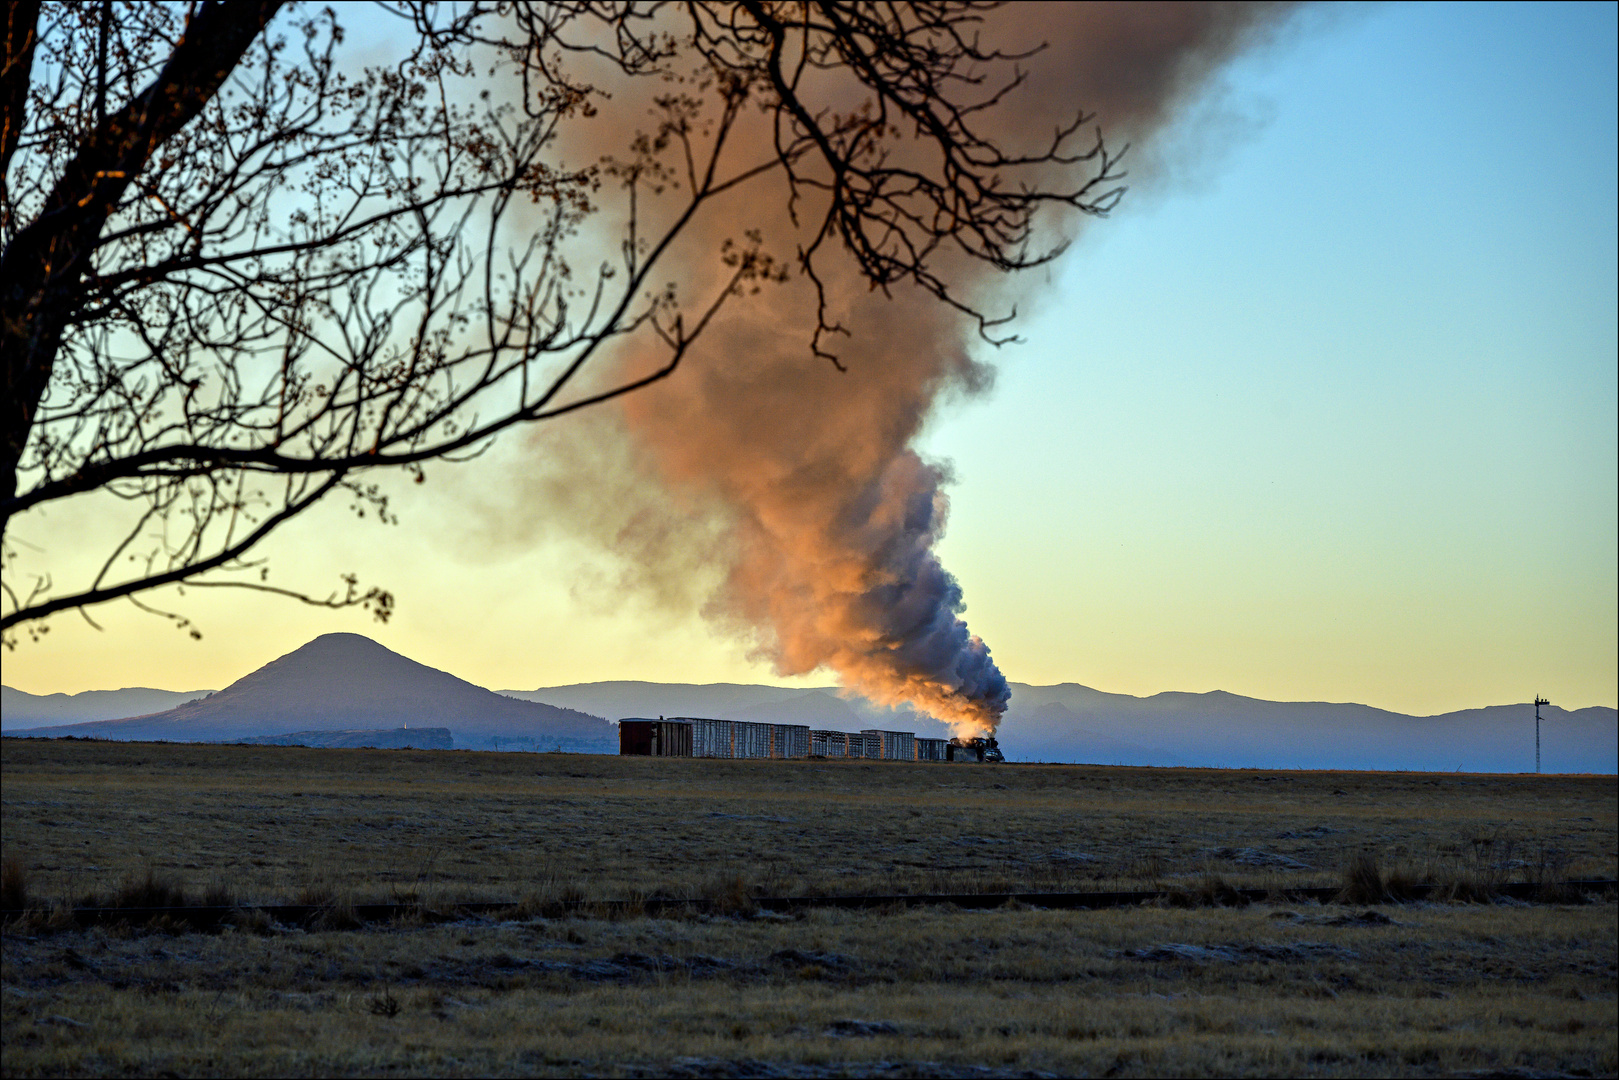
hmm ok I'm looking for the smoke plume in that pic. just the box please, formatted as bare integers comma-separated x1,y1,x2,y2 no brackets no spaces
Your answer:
528,3,1296,738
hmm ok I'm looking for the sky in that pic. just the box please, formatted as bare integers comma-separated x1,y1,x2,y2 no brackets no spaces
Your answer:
6,1,1615,715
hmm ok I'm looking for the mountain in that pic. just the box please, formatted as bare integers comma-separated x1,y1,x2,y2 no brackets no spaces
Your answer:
501,680,820,722
510,678,1616,773
502,681,960,738
236,727,454,750
997,685,1616,773
1017,702,1190,767
716,690,871,729
2,686,213,730
12,652,1613,772
8,634,615,752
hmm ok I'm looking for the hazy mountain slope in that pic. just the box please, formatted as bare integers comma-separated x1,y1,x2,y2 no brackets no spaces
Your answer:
2,686,212,730
236,728,453,750
1010,702,1190,767
999,687,1616,773
513,677,1613,772
501,681,815,720
1000,682,1140,713
715,690,870,728
10,634,614,750
509,681,961,739
13,656,1612,772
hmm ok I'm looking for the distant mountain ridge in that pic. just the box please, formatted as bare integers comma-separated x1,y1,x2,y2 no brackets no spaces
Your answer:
7,636,1612,773
507,679,1616,774
997,684,1615,774
500,681,950,735
7,634,614,752
2,686,213,730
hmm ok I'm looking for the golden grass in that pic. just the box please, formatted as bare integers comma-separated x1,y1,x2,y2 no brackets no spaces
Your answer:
2,738,1615,1076
3,903,1614,1077
3,739,1612,906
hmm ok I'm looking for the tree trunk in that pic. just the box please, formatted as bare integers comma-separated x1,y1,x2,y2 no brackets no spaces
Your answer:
0,0,283,536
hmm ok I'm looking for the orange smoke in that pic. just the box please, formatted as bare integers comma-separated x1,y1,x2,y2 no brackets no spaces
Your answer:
530,3,1296,737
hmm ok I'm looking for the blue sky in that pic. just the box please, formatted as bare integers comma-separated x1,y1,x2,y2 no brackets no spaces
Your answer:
917,1,1618,712
9,2,1616,714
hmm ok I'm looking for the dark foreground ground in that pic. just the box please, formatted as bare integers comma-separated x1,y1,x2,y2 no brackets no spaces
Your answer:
2,738,1615,1077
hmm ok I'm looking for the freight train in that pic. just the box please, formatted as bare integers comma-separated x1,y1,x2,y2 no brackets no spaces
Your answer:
617,717,1003,762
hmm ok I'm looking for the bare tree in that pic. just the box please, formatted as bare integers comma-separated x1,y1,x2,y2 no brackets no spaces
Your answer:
0,1,1122,644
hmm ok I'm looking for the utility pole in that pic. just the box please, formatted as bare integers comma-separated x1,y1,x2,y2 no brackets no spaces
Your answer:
1534,696,1549,774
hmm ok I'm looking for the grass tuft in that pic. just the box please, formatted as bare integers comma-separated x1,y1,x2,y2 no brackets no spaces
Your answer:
109,864,187,909
1528,841,1573,903
700,871,757,916
1,851,30,911
228,906,274,934
291,873,361,928
201,876,236,909
1338,850,1388,905
367,987,402,1017
1162,873,1249,908
516,868,590,919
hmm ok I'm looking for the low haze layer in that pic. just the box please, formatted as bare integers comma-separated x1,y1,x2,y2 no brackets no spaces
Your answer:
8,634,1610,773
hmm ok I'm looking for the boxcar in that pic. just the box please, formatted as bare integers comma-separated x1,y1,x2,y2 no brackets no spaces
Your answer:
681,717,734,758
734,720,772,758
618,719,694,757
862,729,915,761
843,732,879,759
810,729,847,757
773,724,811,759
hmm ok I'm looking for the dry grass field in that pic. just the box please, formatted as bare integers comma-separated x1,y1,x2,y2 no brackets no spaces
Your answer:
2,738,1615,1077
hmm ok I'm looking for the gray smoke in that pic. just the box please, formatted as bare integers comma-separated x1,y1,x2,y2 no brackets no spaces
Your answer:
507,3,1301,736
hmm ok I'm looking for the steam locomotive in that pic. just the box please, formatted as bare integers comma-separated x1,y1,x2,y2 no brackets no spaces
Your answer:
951,736,1005,763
